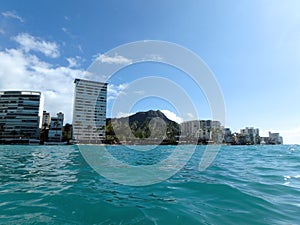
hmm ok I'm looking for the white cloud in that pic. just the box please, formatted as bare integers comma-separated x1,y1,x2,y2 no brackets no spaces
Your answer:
187,113,194,119
62,27,76,39
2,11,24,23
66,56,82,68
13,33,60,58
145,54,163,61
161,110,183,124
133,90,146,95
116,112,134,118
62,27,68,33
96,54,132,65
0,28,4,35
0,46,85,124
107,83,128,101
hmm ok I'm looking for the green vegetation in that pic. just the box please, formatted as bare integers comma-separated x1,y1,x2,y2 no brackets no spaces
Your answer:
104,110,180,145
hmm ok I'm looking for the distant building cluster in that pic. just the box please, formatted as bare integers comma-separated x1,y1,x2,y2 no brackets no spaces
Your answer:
0,92,71,145
41,111,66,144
0,79,283,145
181,120,224,144
181,120,283,145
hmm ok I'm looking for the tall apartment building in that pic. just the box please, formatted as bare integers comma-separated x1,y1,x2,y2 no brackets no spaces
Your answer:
0,91,43,143
72,79,107,144
181,120,223,143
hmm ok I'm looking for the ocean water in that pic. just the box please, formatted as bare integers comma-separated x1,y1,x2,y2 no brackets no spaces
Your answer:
0,144,299,225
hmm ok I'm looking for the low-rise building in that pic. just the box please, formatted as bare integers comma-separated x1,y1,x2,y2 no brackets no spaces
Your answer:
42,111,51,128
223,128,232,144
48,112,64,142
268,132,283,144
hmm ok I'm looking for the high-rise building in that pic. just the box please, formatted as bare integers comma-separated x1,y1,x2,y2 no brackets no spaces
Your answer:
180,120,223,143
72,79,107,144
0,91,43,143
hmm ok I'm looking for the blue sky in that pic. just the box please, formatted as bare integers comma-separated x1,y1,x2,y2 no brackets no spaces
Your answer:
0,0,300,144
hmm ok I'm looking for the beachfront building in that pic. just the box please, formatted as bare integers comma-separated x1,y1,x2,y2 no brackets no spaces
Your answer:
0,91,43,144
48,112,64,142
223,128,232,144
181,120,224,144
72,79,107,144
181,120,201,139
239,127,260,145
268,132,283,145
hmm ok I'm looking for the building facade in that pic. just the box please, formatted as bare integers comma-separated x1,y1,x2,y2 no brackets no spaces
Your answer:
72,79,107,143
268,132,283,144
223,128,232,144
181,120,224,144
42,110,51,128
238,127,260,145
48,112,64,142
0,91,43,143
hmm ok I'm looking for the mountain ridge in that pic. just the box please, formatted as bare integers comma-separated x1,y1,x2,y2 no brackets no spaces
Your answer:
105,110,180,144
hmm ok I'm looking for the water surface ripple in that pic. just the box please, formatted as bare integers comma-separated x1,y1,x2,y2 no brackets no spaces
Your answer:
0,145,299,224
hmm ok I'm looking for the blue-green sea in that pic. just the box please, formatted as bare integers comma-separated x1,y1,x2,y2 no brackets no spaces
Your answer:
0,144,299,225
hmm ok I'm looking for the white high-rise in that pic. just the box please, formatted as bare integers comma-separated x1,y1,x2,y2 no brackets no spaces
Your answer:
72,79,107,144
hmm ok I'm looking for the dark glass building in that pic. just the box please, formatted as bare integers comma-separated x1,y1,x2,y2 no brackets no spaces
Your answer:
0,91,43,143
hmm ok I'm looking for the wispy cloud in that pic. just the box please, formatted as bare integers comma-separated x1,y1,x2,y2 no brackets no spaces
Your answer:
78,45,83,53
61,27,76,39
2,11,24,23
107,83,128,101
145,54,163,61
96,54,132,65
13,33,60,58
187,113,194,119
66,56,82,68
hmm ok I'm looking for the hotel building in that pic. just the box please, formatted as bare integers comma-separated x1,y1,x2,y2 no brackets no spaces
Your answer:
72,79,107,144
181,120,224,143
0,91,43,143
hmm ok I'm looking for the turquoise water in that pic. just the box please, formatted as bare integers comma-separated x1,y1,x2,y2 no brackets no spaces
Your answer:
0,145,299,225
